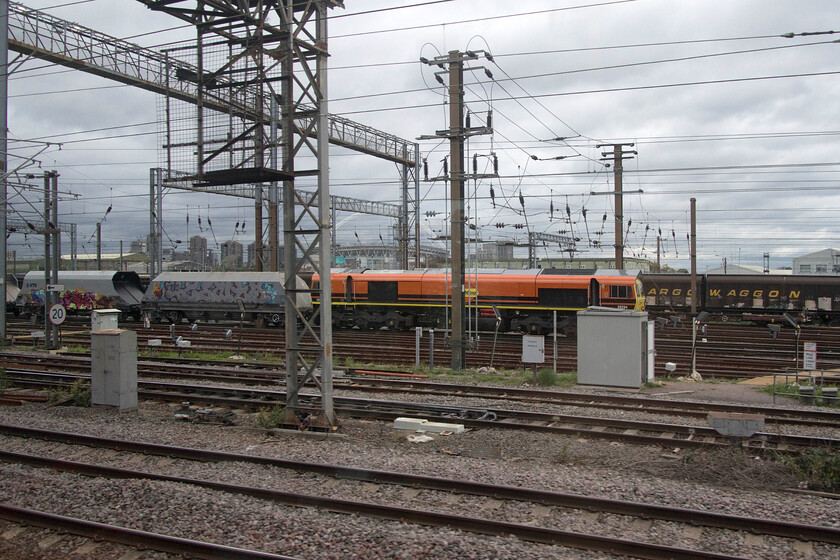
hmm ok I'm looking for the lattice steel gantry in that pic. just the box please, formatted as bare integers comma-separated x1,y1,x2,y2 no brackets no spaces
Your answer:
139,0,342,428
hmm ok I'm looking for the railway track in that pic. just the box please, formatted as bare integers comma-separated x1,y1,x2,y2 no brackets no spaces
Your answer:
9,320,840,378
2,351,839,432
0,504,295,560
4,368,838,452
2,423,838,559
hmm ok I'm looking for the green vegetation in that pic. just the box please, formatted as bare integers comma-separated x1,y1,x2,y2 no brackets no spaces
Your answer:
48,379,91,407
760,383,840,408
760,382,799,396
139,348,284,364
0,368,8,392
528,367,577,387
787,448,840,493
255,405,287,429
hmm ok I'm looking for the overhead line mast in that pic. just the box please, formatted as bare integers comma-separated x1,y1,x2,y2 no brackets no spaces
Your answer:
420,49,496,371
598,143,636,269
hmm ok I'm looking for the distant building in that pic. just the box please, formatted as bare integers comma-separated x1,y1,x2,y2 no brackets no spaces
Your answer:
130,240,146,254
792,249,840,275
477,242,514,262
220,240,244,269
702,264,791,275
60,253,146,272
247,243,255,267
189,236,209,270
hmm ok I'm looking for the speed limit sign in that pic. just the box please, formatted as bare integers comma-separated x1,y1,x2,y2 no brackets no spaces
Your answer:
49,304,67,326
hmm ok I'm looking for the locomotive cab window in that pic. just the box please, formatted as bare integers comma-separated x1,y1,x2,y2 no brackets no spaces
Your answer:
610,285,632,299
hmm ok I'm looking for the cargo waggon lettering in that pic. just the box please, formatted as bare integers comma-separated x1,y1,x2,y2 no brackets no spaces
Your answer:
642,272,838,323
649,288,800,299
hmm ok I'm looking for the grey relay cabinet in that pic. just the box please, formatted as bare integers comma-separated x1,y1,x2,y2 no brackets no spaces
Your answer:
577,308,654,389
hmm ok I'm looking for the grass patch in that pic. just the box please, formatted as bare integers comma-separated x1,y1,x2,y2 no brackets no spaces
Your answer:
760,383,840,408
522,368,577,387
760,382,799,396
787,448,840,493
255,405,287,429
48,379,91,407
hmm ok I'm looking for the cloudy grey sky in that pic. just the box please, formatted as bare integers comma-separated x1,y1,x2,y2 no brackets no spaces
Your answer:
7,0,840,271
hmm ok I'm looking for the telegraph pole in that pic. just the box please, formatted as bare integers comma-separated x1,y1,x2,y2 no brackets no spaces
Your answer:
447,52,466,370
598,143,636,269
420,50,495,371
690,198,697,315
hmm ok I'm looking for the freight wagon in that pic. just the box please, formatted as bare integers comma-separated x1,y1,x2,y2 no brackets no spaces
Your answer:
17,270,145,320
141,272,311,327
642,273,840,323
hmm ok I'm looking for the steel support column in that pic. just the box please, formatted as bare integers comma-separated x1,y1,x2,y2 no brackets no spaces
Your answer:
0,0,8,343
449,51,466,370
43,172,59,350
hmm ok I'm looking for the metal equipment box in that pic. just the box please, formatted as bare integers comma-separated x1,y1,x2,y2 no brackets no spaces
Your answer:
91,309,121,331
91,329,137,411
577,308,653,389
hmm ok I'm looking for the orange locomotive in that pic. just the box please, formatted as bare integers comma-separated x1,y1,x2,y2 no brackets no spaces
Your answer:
312,269,644,334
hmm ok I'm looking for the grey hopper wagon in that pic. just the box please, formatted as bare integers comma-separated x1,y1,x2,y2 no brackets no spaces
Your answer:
142,272,311,327
18,270,145,320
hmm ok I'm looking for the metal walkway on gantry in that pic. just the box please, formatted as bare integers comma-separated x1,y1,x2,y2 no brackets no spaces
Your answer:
7,2,421,266
7,2,416,166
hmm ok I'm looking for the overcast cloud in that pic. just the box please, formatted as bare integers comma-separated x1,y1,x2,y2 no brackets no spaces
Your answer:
7,0,840,271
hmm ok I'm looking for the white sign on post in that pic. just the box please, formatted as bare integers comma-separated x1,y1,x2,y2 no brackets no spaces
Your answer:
49,303,66,326
522,335,545,364
803,342,817,370
46,284,64,292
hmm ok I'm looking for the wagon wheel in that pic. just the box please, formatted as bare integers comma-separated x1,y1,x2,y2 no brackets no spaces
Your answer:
270,313,282,324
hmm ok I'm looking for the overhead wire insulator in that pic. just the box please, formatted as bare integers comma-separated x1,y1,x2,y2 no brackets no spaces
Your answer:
492,154,498,174
443,157,448,175
489,186,496,208
487,110,492,129
473,154,477,174
466,112,471,129
519,191,525,209
423,158,428,180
